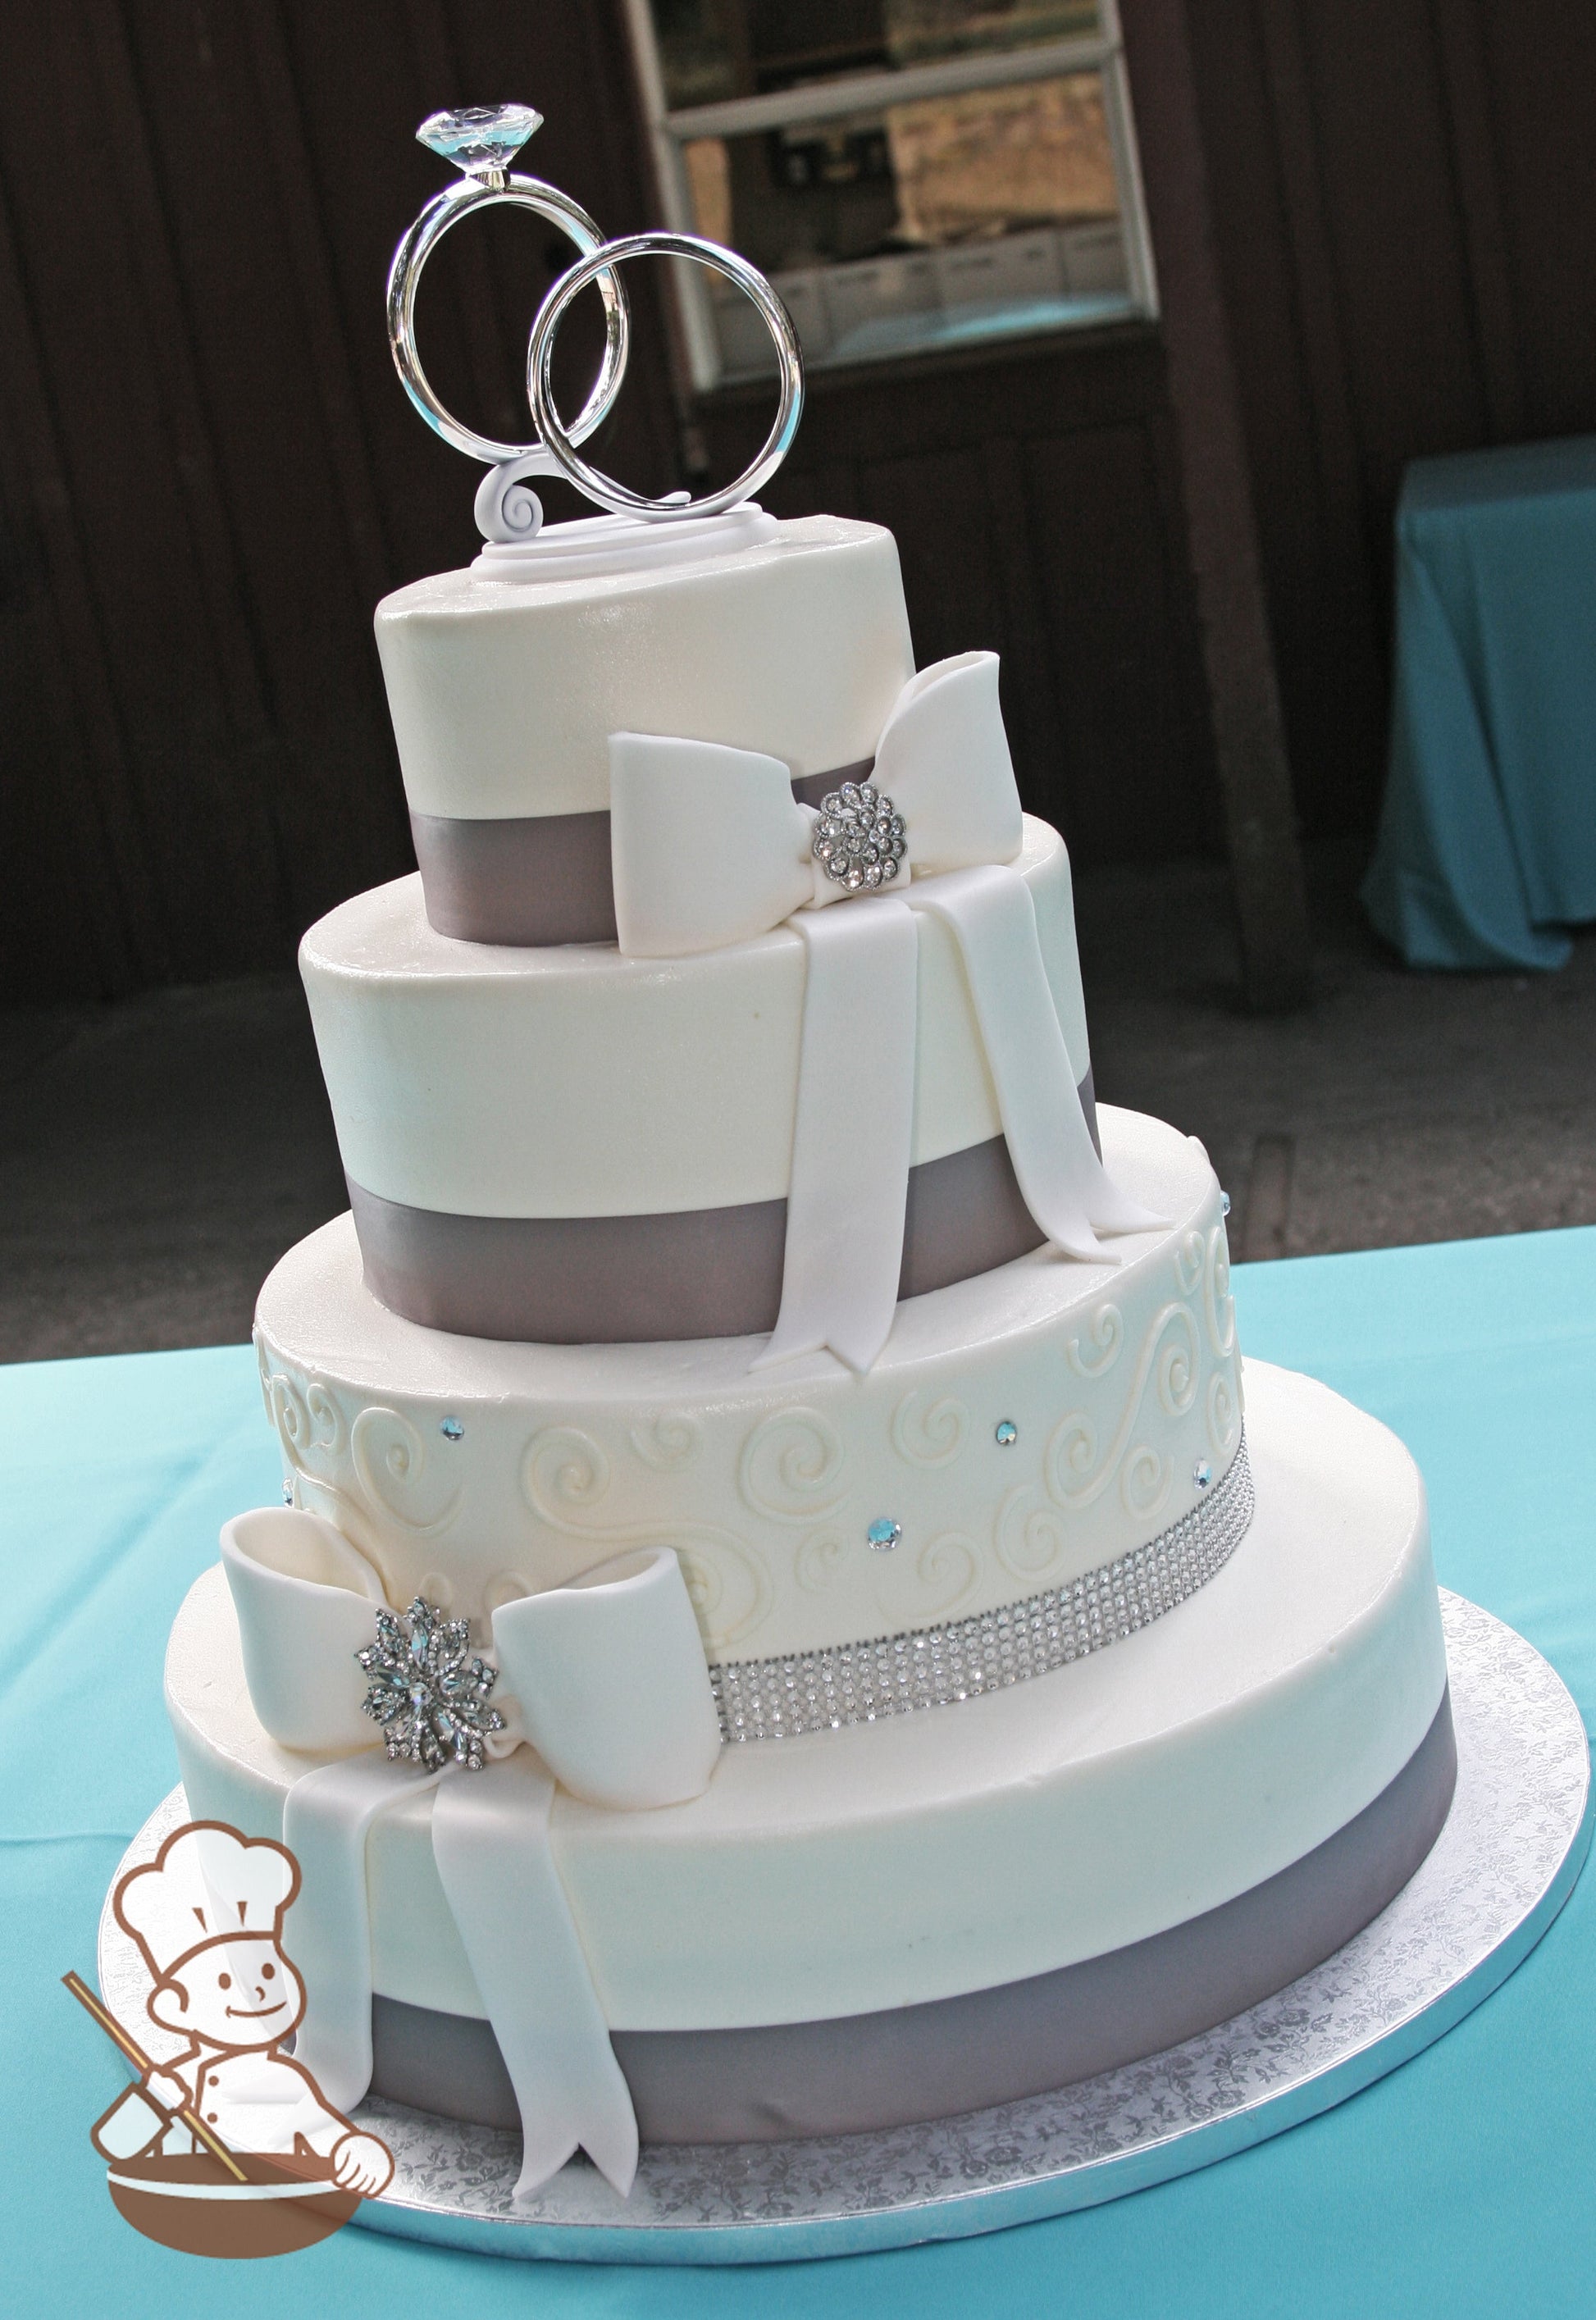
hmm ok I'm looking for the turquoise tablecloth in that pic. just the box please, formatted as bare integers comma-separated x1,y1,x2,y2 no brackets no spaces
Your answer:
1363,436,1596,969
7,1232,1596,2317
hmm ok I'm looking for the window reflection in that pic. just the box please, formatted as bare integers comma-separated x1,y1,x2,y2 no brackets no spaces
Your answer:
640,2,1145,377
654,0,1101,109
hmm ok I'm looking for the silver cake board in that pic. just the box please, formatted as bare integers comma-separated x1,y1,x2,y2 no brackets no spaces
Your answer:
99,1591,1591,2267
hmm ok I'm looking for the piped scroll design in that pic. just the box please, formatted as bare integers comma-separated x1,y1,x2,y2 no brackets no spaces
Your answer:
482,1570,535,1617
1207,1368,1242,1457
1047,1301,1201,1513
890,1392,969,1469
256,1345,399,1584
1174,1231,1206,1300
995,1484,1073,1582
628,1413,704,1471
1203,1222,1238,1361
258,1353,344,1464
350,1406,463,1538
994,1297,1206,1582
1065,1303,1123,1380
521,1424,773,1652
737,1407,847,1525
914,1530,980,1620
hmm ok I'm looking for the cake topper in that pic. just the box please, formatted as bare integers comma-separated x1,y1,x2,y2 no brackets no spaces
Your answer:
387,105,629,483
388,105,805,542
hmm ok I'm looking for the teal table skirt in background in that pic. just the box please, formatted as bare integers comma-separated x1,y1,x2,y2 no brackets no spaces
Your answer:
1363,435,1596,970
6,1230,1596,2317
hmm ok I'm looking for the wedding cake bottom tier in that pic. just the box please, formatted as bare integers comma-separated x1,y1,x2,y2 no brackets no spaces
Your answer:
166,1361,1450,2141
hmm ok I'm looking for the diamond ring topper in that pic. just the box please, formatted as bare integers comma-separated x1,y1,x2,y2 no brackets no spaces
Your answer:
389,105,627,473
812,781,907,892
416,103,544,180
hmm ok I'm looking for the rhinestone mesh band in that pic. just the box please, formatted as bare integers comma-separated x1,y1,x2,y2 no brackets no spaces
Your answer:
710,1433,1254,1743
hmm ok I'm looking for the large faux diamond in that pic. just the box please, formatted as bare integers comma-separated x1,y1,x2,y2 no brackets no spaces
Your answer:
416,105,543,175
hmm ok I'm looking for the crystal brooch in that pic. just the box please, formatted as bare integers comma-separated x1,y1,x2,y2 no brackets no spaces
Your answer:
812,781,906,892
356,1597,505,1772
416,105,543,176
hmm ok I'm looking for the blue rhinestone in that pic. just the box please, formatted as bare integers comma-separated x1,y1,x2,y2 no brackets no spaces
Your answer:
1193,1461,1212,1488
996,1420,1018,1447
1220,1191,1232,1216
280,1480,294,1505
440,1417,464,1442
867,1518,902,1552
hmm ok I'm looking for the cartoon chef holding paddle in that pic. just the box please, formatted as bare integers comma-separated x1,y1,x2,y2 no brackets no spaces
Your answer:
88,1819,392,2195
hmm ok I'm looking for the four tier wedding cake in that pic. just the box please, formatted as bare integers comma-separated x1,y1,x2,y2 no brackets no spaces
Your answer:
157,121,1454,2204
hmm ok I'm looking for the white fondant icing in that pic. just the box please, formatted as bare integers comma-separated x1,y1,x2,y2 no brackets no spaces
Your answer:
169,1360,1448,2031
376,516,914,820
490,1548,722,1812
219,1508,384,1755
282,1752,443,2108
873,651,1024,876
756,896,918,1374
606,668,1125,1371
473,502,779,583
909,864,1161,1256
609,733,818,959
431,1757,640,2197
299,817,1088,1221
609,654,1028,965
252,1110,1241,1661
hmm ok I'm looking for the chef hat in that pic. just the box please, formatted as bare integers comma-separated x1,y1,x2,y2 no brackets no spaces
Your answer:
115,1820,299,1982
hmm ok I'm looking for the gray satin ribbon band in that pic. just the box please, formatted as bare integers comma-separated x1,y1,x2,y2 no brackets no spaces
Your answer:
349,1103,1094,1345
411,763,875,948
368,1687,1456,2144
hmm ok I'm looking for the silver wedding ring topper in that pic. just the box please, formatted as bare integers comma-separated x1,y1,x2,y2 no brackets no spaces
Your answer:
388,106,805,571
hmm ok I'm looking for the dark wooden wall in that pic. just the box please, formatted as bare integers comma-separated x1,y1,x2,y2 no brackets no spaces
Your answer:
3,0,1596,1001
0,0,676,1003
1189,0,1596,843
700,326,1218,877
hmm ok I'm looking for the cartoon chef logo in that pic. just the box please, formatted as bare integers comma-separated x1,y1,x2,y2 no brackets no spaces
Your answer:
69,1820,392,2259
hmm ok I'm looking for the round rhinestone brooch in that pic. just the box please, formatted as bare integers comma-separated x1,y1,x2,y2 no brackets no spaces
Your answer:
812,782,907,892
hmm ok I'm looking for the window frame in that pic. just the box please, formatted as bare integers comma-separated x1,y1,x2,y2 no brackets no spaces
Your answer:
618,0,1160,391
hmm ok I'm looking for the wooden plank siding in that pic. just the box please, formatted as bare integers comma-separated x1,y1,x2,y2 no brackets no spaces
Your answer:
2,0,1594,999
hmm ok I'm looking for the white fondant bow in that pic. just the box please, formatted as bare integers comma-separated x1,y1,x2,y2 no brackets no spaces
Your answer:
609,650,1023,957
609,652,1161,1373
221,1508,723,2199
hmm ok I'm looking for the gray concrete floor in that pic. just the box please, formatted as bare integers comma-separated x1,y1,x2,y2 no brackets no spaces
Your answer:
3,850,1595,1361
1079,846,1596,1264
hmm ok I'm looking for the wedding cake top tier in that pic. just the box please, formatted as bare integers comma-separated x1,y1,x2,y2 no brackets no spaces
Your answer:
376,516,914,946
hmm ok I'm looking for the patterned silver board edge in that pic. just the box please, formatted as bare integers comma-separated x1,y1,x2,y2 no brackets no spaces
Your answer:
99,1591,1592,2268
712,1432,1255,1742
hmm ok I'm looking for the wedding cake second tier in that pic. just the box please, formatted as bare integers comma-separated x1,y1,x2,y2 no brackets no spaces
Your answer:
299,815,1094,1346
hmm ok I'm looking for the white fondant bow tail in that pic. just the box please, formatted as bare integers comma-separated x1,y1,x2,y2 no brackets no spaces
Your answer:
221,1508,723,2199
609,651,1162,1373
